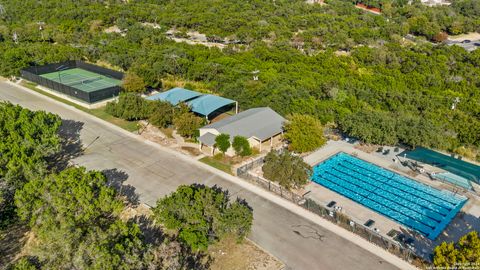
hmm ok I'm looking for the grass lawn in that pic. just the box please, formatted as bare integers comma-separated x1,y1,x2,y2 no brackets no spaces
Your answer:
200,155,233,174
20,81,138,132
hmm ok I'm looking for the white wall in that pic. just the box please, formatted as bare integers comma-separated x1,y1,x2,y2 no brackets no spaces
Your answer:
199,128,220,137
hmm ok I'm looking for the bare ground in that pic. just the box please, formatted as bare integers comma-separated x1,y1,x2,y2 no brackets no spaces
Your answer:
209,236,284,270
123,205,284,270
448,32,480,41
0,224,30,268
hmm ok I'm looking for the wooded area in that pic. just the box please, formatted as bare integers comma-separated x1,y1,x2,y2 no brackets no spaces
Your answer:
0,103,253,269
0,0,478,161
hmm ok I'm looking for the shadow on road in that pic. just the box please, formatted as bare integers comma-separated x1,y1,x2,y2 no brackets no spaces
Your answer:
50,119,84,171
102,168,140,206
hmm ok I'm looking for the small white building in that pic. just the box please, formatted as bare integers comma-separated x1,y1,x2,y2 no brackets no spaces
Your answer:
198,107,286,156
420,0,451,6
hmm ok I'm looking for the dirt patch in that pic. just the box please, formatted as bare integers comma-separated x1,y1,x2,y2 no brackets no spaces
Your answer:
449,32,480,42
121,206,284,270
0,224,30,267
354,143,378,153
180,146,202,156
159,127,174,139
139,121,177,147
120,204,153,221
209,236,284,270
210,112,233,123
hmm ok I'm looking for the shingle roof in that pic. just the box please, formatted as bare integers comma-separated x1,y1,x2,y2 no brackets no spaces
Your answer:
146,87,202,105
201,107,285,141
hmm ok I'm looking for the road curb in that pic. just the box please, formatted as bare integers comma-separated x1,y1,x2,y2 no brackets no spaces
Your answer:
7,81,418,270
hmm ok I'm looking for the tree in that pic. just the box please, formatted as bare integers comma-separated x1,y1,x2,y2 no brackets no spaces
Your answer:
434,231,480,268
148,100,175,128
339,110,398,146
0,102,61,228
152,184,253,252
215,133,231,155
122,71,147,93
14,167,149,269
105,93,150,121
432,32,448,43
173,112,203,138
232,136,252,156
284,113,327,153
262,150,312,189
15,167,123,228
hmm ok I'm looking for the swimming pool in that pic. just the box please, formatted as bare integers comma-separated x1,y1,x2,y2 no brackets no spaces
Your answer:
312,152,467,240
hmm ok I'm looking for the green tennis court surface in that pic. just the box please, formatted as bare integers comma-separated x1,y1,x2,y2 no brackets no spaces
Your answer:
40,68,121,93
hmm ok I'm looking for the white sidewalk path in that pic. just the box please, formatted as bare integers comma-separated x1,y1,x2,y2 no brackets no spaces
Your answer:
3,81,417,270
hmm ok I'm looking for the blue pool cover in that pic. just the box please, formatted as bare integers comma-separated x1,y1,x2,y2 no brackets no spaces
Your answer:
312,152,468,240
403,147,480,184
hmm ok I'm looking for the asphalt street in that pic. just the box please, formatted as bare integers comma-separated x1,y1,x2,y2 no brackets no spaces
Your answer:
0,81,399,270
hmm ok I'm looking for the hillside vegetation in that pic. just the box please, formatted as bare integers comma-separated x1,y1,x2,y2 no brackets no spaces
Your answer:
0,0,479,159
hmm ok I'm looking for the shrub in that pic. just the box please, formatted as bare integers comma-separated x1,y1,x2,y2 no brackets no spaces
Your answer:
148,100,175,128
262,150,312,189
105,93,150,120
232,136,252,156
122,71,146,93
152,184,253,251
173,112,203,138
215,133,231,154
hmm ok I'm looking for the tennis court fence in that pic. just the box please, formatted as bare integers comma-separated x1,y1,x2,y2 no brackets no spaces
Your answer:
20,60,124,103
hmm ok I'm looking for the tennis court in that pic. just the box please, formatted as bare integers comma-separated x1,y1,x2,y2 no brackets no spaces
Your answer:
40,68,121,93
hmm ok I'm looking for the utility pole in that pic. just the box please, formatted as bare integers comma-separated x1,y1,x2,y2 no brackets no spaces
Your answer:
451,97,460,110
37,22,45,42
252,70,260,81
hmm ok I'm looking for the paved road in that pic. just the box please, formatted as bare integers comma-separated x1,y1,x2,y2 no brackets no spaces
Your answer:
0,81,400,270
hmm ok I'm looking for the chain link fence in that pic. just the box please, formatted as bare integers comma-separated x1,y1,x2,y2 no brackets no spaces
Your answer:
236,156,428,267
20,60,123,103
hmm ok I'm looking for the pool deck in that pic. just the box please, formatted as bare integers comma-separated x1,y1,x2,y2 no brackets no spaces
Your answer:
304,140,480,259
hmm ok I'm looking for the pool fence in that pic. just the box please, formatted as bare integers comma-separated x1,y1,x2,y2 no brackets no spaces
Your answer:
236,155,428,267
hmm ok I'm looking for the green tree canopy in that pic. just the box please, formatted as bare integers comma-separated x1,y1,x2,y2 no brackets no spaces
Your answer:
262,150,312,189
148,100,176,128
152,184,253,251
122,71,147,93
173,112,203,138
0,0,480,161
215,133,231,154
9,258,39,270
0,102,61,228
15,167,123,228
14,167,149,269
284,113,327,153
106,93,151,121
434,231,480,268
232,136,252,157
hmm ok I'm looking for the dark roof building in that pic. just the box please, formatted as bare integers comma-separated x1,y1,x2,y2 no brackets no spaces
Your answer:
198,107,285,154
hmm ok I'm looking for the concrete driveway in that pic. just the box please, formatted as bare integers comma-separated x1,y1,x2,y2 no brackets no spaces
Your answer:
0,81,402,270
